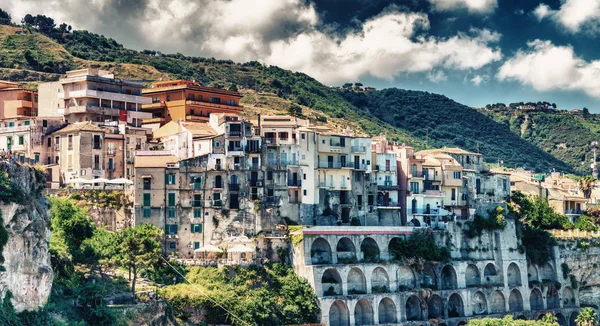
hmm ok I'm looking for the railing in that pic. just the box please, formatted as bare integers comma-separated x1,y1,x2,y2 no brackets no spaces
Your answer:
565,209,583,215
227,131,242,137
0,125,30,133
409,208,442,215
265,138,276,144
377,201,401,207
192,200,202,207
281,160,300,166
245,147,261,153
318,161,353,169
214,183,224,189
351,146,366,152
318,182,334,188
288,179,301,187
263,196,279,204
349,162,368,170
229,183,240,191
423,190,444,196
550,229,600,240
249,163,260,170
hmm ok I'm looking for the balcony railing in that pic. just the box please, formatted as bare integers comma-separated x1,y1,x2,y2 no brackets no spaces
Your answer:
227,131,242,137
214,183,224,189
409,208,442,215
351,146,366,152
349,162,368,170
288,179,301,187
318,161,353,169
378,201,401,207
249,163,260,170
565,209,583,215
229,183,240,191
192,200,202,207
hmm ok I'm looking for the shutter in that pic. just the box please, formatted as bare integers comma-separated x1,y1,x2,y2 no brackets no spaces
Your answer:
165,225,169,234
198,223,202,233
190,224,195,233
174,225,178,234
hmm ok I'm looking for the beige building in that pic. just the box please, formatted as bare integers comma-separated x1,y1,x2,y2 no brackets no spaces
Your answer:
0,117,64,163
0,81,38,119
38,69,152,126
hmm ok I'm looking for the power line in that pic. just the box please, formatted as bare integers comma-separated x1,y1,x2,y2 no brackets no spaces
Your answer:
160,256,252,326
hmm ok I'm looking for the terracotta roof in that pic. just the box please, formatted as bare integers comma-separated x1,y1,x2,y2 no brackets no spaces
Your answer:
134,154,179,168
52,121,104,134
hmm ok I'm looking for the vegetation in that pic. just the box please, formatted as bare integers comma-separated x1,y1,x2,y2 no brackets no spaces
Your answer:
389,229,451,263
575,215,598,232
578,176,596,199
463,207,506,238
576,307,598,326
510,191,573,230
161,263,319,325
521,226,557,266
467,315,558,325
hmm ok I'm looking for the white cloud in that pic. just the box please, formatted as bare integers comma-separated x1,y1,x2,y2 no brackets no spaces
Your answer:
533,0,600,33
497,40,600,99
427,70,448,83
470,75,488,86
428,0,498,14
0,0,503,85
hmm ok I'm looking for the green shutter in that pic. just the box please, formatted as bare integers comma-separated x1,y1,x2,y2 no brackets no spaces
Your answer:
143,193,151,206
174,225,178,234
198,223,202,233
165,225,169,234
168,193,175,206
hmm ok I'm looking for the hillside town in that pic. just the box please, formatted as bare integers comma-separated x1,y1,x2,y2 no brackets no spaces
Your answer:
2,68,599,325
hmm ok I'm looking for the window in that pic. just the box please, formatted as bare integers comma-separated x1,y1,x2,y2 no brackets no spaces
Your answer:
42,120,48,128
267,171,273,180
16,135,24,146
8,122,13,127
368,194,374,205
193,194,202,207
47,137,51,147
194,242,200,250
303,174,306,180
143,178,151,190
108,158,114,170
357,195,363,210
166,174,176,185
93,135,101,149
453,171,461,179
24,121,30,126
451,188,456,201
210,97,221,104
301,133,305,140
385,160,390,171
192,176,202,190
410,182,420,194
194,209,202,218
143,193,151,206
411,164,417,176
168,208,176,218
67,135,73,149
166,95,171,101
213,193,221,201
191,224,203,233
47,157,51,164
34,153,40,163
267,188,274,197
55,156,59,164
303,189,307,196
166,224,178,235
168,242,176,250
168,193,176,206
94,155,100,170
227,99,235,106
143,208,151,218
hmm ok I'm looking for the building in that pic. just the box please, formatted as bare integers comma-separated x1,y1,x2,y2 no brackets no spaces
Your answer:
38,69,152,126
0,81,37,119
371,136,402,226
0,117,64,163
141,80,242,130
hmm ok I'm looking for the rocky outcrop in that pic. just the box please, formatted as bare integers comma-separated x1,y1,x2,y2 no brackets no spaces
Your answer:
0,161,53,312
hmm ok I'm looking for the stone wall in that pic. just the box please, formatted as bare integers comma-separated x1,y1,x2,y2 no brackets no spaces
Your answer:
0,161,53,312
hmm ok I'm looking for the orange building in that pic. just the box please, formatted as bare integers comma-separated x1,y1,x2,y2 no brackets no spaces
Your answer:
141,80,242,129
0,81,38,119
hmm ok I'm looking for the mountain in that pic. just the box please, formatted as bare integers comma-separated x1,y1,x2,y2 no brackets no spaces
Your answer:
478,104,600,174
0,18,581,173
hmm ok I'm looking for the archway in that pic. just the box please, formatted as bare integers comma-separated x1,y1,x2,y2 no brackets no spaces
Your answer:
372,267,390,293
547,284,560,309
388,237,403,261
406,295,423,321
530,288,544,310
428,294,444,319
472,291,487,315
556,313,567,326
466,264,481,287
360,237,380,262
329,300,350,326
448,293,465,317
441,265,458,289
563,287,576,307
507,262,522,287
421,265,437,289
336,237,356,263
540,262,556,281
569,312,579,326
528,263,539,283
348,268,367,294
490,290,506,314
378,298,397,324
311,237,332,264
509,289,524,312
354,298,374,326
321,268,342,296
484,263,499,285
397,266,416,291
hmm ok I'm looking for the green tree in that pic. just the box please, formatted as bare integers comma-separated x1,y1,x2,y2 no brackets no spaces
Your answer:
578,175,596,199
0,8,11,25
577,307,598,326
49,197,95,259
287,104,303,118
575,215,598,231
109,224,162,303
468,315,558,325
510,191,573,229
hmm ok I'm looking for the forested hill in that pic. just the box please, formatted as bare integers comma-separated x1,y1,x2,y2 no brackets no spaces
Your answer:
341,89,573,173
478,104,600,174
0,12,581,173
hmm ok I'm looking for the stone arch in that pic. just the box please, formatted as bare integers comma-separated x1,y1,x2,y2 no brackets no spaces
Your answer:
569,312,579,326
472,291,487,315
530,288,544,310
421,265,438,289
556,313,567,326
388,237,403,261
448,293,465,317
517,315,526,320
397,266,416,291
406,295,423,321
465,264,481,287
509,289,524,312
428,294,444,319
484,263,499,285
354,298,374,326
378,297,397,324
528,263,539,283
441,265,458,290
360,237,380,262
372,267,390,293
329,300,350,326
563,286,576,307
348,267,367,294
336,237,356,262
540,262,556,281
507,262,522,287
490,290,506,314
311,237,332,264
547,284,560,309
321,268,342,296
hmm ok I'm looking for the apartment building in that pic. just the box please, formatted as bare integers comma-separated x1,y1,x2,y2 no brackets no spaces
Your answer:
0,117,64,163
371,136,402,226
38,69,151,126
0,81,38,119
153,120,217,160
141,80,242,130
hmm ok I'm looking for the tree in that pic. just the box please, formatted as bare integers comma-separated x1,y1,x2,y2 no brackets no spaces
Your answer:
577,307,598,326
287,104,303,118
578,176,595,199
0,8,11,25
468,315,558,325
583,107,590,115
510,191,573,229
109,224,162,303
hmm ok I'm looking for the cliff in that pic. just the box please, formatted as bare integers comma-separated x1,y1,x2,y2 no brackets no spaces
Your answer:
0,161,53,312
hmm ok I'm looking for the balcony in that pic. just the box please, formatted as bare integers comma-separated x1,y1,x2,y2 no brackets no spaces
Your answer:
263,196,279,204
282,159,300,166
423,190,445,197
409,208,443,215
318,182,334,188
185,100,239,110
565,209,583,216
288,179,301,187
192,200,202,207
250,178,264,187
229,183,240,191
62,105,120,116
245,146,261,154
227,131,243,138
213,183,224,189
318,161,352,169
142,101,166,110
349,162,368,170
378,182,399,190
227,147,245,156
265,138,277,146
66,89,151,104
0,124,30,134
249,163,260,170
351,146,366,153
377,201,401,209
212,200,223,207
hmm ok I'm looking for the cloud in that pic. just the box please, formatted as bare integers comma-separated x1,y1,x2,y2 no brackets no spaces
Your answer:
533,0,600,33
428,0,498,14
497,40,600,99
470,75,488,86
427,70,448,83
0,0,503,85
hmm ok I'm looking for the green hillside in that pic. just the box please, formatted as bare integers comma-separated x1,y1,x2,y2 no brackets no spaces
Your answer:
0,15,584,173
478,105,600,174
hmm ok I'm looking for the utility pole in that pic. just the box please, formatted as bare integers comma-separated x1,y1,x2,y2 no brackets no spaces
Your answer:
592,141,598,177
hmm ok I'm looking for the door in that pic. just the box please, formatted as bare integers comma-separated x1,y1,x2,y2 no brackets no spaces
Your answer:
354,155,360,169
340,155,346,167
292,172,298,186
328,155,334,168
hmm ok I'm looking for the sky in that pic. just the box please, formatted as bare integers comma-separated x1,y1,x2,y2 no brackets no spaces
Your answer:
2,0,600,110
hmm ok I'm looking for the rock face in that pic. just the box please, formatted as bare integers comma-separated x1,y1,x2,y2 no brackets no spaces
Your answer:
0,161,53,312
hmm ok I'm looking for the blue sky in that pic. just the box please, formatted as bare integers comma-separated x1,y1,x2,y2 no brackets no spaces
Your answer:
3,0,600,110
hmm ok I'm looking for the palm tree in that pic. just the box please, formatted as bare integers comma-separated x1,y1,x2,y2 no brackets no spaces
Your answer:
578,176,596,199
576,307,598,326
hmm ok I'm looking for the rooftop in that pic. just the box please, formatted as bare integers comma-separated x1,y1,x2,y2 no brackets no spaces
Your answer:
52,121,104,134
134,154,179,168
143,80,242,97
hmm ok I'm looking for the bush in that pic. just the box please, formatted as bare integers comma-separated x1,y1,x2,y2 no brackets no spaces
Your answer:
522,226,556,266
575,215,598,231
389,229,451,263
463,209,506,238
